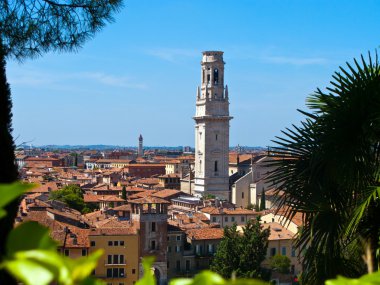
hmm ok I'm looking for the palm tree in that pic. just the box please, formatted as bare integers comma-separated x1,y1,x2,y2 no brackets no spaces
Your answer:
267,52,380,284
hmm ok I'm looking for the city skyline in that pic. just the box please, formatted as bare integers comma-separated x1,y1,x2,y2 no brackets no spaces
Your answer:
8,0,380,146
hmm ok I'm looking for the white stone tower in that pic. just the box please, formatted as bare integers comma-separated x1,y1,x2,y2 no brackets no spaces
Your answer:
193,51,232,200
138,134,143,157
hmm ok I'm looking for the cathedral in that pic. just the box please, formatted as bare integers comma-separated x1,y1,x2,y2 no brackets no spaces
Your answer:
193,51,232,200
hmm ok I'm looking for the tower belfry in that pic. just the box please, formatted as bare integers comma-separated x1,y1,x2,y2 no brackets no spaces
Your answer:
138,134,143,157
193,51,232,200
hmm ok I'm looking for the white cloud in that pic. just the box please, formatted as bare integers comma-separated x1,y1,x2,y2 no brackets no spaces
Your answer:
8,67,147,90
145,48,198,62
77,72,147,89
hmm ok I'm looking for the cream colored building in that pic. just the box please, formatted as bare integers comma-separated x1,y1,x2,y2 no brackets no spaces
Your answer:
194,51,232,200
231,156,281,208
89,228,140,285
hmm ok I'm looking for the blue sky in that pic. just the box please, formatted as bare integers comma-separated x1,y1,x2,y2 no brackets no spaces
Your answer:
8,0,380,147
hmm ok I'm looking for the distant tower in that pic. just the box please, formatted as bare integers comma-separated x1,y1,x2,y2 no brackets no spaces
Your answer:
193,51,233,200
138,134,143,157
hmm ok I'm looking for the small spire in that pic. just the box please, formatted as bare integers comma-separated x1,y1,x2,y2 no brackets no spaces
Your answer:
225,85,229,99
197,86,200,99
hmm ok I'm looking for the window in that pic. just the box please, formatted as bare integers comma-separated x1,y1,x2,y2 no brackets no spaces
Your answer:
214,161,218,172
82,249,87,256
214,68,219,84
90,241,96,246
241,216,245,222
152,222,156,232
176,260,181,271
108,255,112,264
186,260,190,271
108,241,113,246
64,249,69,256
176,235,181,241
270,248,276,256
113,255,119,264
224,216,228,222
167,261,170,268
119,268,125,277
167,246,171,253
114,241,119,246
195,245,200,254
132,269,136,274
176,246,181,253
107,269,112,278
291,247,296,257
282,247,287,256
231,217,235,222
212,217,217,223
242,192,244,199
151,240,156,250
291,265,295,274
120,255,124,264
207,74,210,84
120,240,124,246
215,134,218,141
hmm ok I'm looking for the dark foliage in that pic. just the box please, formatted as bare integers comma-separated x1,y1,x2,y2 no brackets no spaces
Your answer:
267,52,380,284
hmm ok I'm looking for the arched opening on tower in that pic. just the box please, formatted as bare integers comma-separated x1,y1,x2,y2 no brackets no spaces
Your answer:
153,267,161,285
214,68,219,84
214,161,218,172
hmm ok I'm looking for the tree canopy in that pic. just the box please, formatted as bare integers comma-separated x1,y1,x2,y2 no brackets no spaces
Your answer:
268,52,380,284
0,0,123,59
210,218,270,279
49,184,89,213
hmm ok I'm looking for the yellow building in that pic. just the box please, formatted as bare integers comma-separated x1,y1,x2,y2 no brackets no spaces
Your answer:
89,227,140,285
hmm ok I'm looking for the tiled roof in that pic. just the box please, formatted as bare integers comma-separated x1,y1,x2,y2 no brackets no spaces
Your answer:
88,227,137,236
129,196,170,204
186,228,224,240
261,222,296,240
152,189,181,199
28,182,59,193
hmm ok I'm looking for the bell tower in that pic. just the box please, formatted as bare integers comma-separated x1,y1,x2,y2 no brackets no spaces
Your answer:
193,51,232,200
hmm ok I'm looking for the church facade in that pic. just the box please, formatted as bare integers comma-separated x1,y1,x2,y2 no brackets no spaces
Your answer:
193,51,232,200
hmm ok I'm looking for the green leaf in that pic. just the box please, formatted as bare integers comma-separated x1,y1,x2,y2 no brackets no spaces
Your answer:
191,271,225,285
326,272,380,285
6,222,57,256
170,278,194,285
136,256,156,285
0,182,35,218
68,250,104,282
3,258,55,285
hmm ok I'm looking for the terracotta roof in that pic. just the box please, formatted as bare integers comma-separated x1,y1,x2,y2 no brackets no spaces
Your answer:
135,178,160,185
83,194,125,203
129,196,170,204
127,190,155,200
152,189,181,199
261,222,296,240
112,204,131,211
21,211,90,248
186,228,224,240
28,182,59,193
88,227,137,236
